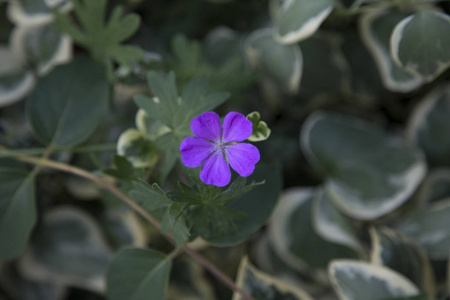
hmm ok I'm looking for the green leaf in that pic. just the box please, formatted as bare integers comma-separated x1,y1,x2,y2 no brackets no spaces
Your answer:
26,55,109,148
301,111,426,220
397,199,450,260
103,155,145,181
406,84,450,167
313,189,363,254
20,207,112,292
7,0,55,25
299,33,350,95
329,260,420,300
268,187,357,275
53,0,144,66
369,227,436,297
233,256,314,300
100,210,147,249
0,170,35,259
245,28,302,94
116,129,159,168
390,11,450,81
271,0,334,44
246,111,271,142
205,163,282,246
0,46,35,108
129,181,172,213
10,21,72,76
359,9,423,92
107,248,171,300
415,169,450,205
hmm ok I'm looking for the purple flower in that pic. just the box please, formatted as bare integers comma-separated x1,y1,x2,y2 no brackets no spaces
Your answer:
180,111,260,187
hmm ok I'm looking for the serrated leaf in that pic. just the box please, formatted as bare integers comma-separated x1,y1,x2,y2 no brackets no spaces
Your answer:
53,0,143,65
390,10,450,81
329,260,421,300
406,84,450,167
301,111,426,220
369,227,435,298
232,256,314,300
271,0,334,44
359,9,423,92
0,170,35,259
103,155,145,181
245,28,302,94
26,55,109,148
129,181,172,213
107,248,171,300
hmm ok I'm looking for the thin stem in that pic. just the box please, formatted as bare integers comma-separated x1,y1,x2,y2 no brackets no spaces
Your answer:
0,143,117,158
12,155,254,300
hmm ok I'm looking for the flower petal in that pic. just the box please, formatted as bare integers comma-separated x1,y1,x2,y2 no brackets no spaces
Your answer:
191,111,222,141
200,151,231,187
222,112,253,143
226,143,260,177
180,137,214,168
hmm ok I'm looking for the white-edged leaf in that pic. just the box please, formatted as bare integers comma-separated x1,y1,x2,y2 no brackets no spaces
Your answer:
7,0,72,26
19,206,112,292
272,0,334,44
0,46,35,108
232,256,314,300
106,248,171,300
390,10,450,81
406,84,450,167
117,129,159,168
268,187,358,276
301,111,426,220
397,199,450,260
359,9,423,92
415,168,450,205
100,210,147,249
329,260,420,300
10,23,72,76
369,227,435,297
313,189,363,254
245,28,302,94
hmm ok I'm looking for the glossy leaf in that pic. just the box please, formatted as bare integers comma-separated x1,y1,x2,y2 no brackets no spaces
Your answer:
245,28,302,94
391,11,450,81
397,199,450,259
329,260,420,300
268,187,358,274
406,84,450,167
107,248,171,300
301,111,426,220
360,9,423,92
233,256,314,300
26,56,109,148
271,0,334,44
370,227,435,297
0,170,35,260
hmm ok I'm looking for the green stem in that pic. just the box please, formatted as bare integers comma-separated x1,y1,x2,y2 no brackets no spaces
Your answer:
0,143,117,158
11,155,254,300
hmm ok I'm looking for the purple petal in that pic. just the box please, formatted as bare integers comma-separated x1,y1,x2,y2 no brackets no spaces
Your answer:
180,137,214,168
200,151,231,187
222,112,253,143
191,111,222,141
226,143,260,177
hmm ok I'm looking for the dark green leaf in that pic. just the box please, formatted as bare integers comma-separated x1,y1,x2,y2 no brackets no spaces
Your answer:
103,155,144,181
26,56,109,148
0,169,35,259
107,248,171,300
